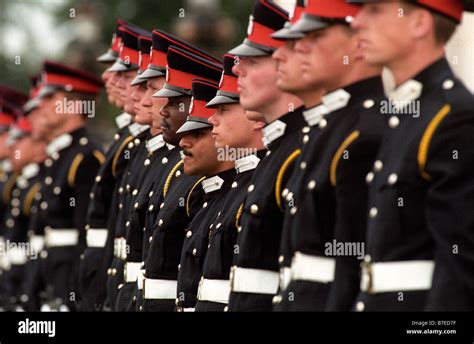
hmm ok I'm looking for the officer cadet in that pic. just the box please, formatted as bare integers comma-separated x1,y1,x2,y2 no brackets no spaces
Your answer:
226,0,306,312
174,79,237,312
26,60,104,311
0,88,28,310
194,54,266,312
270,0,385,311
1,116,47,311
79,20,137,311
130,29,223,311
102,23,153,310
142,45,222,312
350,0,474,311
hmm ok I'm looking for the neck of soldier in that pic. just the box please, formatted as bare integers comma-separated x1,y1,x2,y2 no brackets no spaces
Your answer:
48,117,85,142
297,88,326,109
387,42,445,87
150,127,161,136
204,160,235,176
261,92,304,124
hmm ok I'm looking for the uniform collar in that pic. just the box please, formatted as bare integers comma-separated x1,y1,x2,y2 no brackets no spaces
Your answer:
46,133,73,156
128,123,150,137
262,106,305,147
234,154,261,174
115,112,133,129
146,134,175,153
21,163,40,180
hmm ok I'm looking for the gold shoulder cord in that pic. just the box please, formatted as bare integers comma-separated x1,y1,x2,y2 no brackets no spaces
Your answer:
163,159,184,198
68,153,84,188
93,150,106,165
23,182,41,216
186,176,207,217
235,203,244,230
3,173,19,204
330,130,360,187
112,135,134,178
275,149,301,211
418,104,451,181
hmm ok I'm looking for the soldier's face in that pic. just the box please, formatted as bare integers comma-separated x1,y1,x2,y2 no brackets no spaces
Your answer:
102,69,117,105
145,77,166,130
232,56,280,115
352,3,416,67
131,83,151,125
117,70,137,115
180,128,221,175
159,96,190,146
109,72,124,108
272,40,310,93
0,133,11,159
34,92,68,139
209,103,262,150
294,25,355,90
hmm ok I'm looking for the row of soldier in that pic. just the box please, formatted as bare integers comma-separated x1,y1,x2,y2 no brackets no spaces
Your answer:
0,0,473,312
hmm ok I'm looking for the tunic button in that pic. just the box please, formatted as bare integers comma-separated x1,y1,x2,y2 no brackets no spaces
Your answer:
144,159,150,166
363,99,375,109
95,175,101,183
119,187,124,194
300,161,307,170
128,142,134,149
223,306,229,312
216,223,222,229
178,264,181,271
247,184,254,193
302,126,311,134
366,172,374,184
114,133,120,141
319,119,327,129
250,204,259,214
442,79,454,90
373,160,383,172
290,207,298,215
231,182,238,189
160,203,165,209
272,295,282,304
134,202,139,209
369,207,378,218
388,173,398,185
192,248,197,256
126,221,130,227
278,255,284,264
302,135,309,144
175,170,181,177
149,236,152,243
307,180,316,190
45,177,52,185
132,189,138,196
237,226,242,233
149,191,154,198
162,157,169,165
356,301,365,312
203,202,208,208
40,201,48,210
266,151,271,157
148,205,154,211
134,138,140,146
158,219,163,226
186,231,192,238
281,188,289,198
389,116,400,128
286,192,293,202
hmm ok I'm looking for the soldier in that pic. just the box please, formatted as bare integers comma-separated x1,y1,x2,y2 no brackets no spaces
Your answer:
194,54,266,312
142,45,222,312
226,0,306,312
350,0,474,311
270,0,385,311
103,23,153,310
28,60,104,311
1,116,47,311
175,79,237,312
79,20,137,311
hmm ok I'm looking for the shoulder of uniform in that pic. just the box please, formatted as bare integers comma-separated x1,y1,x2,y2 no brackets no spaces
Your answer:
112,135,134,178
162,159,184,198
275,149,301,211
330,130,361,187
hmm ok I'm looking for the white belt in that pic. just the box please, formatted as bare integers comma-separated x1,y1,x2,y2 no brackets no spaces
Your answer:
124,262,142,282
230,266,279,295
197,278,230,304
114,237,127,260
291,252,335,283
361,260,435,294
143,278,177,299
86,228,108,248
29,235,45,254
7,246,28,265
279,267,292,290
45,228,79,247
137,269,145,290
